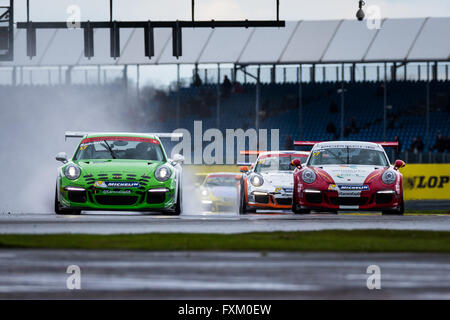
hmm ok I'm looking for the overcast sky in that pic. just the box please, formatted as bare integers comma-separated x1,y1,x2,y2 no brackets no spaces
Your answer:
9,0,450,21
5,0,450,86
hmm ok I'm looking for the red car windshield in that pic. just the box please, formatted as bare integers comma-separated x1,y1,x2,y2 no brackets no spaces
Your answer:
308,147,389,166
74,137,165,161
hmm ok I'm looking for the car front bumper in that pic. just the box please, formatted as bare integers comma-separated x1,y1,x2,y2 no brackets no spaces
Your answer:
58,178,177,211
246,191,292,210
296,188,402,211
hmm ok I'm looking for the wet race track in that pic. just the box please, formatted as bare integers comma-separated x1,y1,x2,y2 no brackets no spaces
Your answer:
1,210,450,299
1,250,450,299
0,210,450,234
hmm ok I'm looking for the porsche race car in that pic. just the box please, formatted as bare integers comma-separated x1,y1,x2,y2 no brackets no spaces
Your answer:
238,151,309,214
291,141,405,215
197,172,240,212
54,131,184,215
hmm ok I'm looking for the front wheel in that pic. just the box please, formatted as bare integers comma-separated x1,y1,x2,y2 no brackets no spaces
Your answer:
292,191,310,215
172,187,182,216
54,188,81,215
238,180,256,214
382,196,404,216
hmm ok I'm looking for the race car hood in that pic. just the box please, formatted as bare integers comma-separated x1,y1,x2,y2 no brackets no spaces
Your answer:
74,159,163,177
259,171,294,188
208,186,236,199
317,165,383,184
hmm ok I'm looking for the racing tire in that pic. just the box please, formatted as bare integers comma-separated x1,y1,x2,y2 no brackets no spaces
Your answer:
54,188,81,215
172,186,182,216
238,180,256,214
292,191,311,215
381,196,404,216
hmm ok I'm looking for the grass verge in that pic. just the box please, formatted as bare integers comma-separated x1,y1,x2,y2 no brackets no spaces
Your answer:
1,230,450,252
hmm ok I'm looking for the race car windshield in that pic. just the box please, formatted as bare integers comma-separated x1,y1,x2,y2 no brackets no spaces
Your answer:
255,156,305,173
308,147,389,166
205,176,236,187
74,139,165,161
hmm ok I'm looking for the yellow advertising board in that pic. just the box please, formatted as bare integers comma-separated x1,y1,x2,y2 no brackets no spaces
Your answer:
401,164,450,200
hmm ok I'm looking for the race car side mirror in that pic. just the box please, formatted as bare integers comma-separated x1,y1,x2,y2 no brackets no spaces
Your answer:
240,166,249,173
291,159,302,168
55,152,68,164
172,154,185,165
394,159,406,170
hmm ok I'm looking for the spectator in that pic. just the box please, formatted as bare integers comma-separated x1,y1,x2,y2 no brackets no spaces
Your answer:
409,136,424,154
329,100,338,113
233,81,244,94
349,117,358,133
388,115,398,129
344,117,358,137
377,83,385,97
222,76,232,98
432,132,446,153
446,136,450,153
326,121,337,139
393,135,401,159
285,135,293,150
193,72,202,87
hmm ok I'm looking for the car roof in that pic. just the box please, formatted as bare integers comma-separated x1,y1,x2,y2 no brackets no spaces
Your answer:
258,151,310,157
84,132,160,140
313,141,384,150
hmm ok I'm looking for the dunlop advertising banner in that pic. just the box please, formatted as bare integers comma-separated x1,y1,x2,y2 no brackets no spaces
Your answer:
401,164,450,200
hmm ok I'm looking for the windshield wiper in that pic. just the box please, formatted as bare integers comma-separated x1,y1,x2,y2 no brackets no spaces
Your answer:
103,140,117,159
327,149,346,164
347,146,350,164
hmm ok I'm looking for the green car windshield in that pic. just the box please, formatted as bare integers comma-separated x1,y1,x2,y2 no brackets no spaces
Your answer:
308,147,389,166
74,138,165,161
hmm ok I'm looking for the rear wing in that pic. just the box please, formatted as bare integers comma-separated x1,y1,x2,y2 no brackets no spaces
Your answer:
372,142,399,148
239,150,266,155
65,131,183,141
294,141,322,147
236,162,253,167
294,141,399,148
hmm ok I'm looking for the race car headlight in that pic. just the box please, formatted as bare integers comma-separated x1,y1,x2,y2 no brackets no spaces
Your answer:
250,174,264,187
382,170,396,185
155,165,171,182
64,165,81,180
201,189,208,197
302,169,316,184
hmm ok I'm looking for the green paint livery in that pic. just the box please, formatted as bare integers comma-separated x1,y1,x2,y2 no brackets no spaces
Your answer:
54,132,183,215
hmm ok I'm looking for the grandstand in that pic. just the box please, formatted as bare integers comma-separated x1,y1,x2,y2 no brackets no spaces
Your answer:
152,79,450,161
1,17,449,163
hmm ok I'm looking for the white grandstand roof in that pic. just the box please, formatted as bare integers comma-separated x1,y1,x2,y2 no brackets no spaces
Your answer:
1,17,449,67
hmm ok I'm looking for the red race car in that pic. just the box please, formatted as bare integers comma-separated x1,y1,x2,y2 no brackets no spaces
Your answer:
291,141,406,215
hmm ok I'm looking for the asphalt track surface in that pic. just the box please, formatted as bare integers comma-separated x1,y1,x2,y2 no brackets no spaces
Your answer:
0,211,450,234
2,210,449,299
1,250,450,299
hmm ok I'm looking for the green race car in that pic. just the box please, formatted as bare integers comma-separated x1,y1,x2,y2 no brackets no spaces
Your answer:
54,131,184,215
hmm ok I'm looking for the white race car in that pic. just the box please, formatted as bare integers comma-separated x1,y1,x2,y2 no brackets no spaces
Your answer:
237,151,309,214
